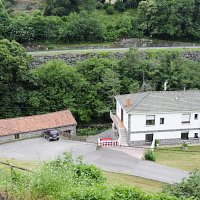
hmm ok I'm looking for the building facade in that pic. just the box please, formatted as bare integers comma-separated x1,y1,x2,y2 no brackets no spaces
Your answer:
110,90,200,146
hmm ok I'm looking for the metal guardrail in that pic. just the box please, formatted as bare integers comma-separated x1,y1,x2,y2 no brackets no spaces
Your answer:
0,161,32,172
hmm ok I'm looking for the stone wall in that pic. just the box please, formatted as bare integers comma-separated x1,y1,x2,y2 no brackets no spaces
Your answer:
0,125,76,144
29,51,200,68
117,38,198,48
29,52,123,68
183,51,200,62
0,131,42,144
129,137,200,147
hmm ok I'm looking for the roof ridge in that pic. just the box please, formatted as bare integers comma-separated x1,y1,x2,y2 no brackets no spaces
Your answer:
0,110,69,121
127,92,151,112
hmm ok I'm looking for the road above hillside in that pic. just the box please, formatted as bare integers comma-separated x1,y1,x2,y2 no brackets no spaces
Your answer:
27,46,200,56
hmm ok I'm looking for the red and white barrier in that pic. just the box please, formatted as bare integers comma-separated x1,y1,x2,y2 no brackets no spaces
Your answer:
97,138,120,147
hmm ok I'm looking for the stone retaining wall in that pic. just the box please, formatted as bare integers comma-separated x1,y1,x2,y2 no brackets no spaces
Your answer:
129,137,200,147
29,51,200,68
117,38,197,48
29,52,123,68
0,125,76,144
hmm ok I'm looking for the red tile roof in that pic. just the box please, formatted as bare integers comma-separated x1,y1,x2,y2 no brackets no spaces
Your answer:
0,110,77,136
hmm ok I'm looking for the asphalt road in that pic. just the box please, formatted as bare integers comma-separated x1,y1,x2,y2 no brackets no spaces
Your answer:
27,46,200,56
0,138,188,184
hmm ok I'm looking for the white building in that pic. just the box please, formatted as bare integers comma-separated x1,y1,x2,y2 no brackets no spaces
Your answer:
110,90,200,146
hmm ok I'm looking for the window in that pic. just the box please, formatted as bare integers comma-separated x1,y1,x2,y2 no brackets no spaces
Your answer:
15,134,19,139
194,133,199,139
181,132,189,140
181,114,191,123
194,114,198,120
146,115,155,125
160,118,164,124
145,134,154,143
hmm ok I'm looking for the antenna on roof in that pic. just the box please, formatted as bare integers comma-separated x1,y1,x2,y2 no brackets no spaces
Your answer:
164,80,168,91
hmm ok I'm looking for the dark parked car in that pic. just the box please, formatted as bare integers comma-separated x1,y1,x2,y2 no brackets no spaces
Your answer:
44,129,60,141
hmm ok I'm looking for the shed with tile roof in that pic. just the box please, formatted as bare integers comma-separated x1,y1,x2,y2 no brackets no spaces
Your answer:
0,110,77,143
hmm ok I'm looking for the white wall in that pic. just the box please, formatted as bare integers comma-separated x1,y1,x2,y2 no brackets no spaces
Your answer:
116,101,121,119
123,111,128,130
130,112,200,132
116,101,128,130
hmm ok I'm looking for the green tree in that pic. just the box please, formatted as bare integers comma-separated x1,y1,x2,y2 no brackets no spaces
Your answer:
7,17,35,43
0,0,10,39
77,58,121,121
30,60,93,123
138,0,200,39
59,12,105,42
0,39,31,118
44,0,96,16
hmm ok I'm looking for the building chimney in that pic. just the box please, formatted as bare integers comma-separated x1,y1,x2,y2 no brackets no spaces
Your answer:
125,97,131,107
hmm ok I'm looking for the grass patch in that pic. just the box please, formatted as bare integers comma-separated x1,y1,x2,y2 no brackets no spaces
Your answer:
0,158,38,172
103,171,167,194
155,145,200,172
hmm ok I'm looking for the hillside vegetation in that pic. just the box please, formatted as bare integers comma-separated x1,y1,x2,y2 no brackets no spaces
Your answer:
0,153,198,200
0,39,200,124
1,0,200,45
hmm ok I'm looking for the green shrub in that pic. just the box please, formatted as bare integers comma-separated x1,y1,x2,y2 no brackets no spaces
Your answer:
163,170,200,199
181,142,188,148
114,0,126,12
155,139,160,147
144,150,156,162
106,5,115,15
77,127,98,136
96,2,103,10
111,186,147,199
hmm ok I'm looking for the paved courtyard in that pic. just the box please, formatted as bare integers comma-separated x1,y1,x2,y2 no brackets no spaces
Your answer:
0,138,188,184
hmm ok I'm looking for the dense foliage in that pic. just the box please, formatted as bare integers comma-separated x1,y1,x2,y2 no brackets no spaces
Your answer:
0,39,32,118
163,171,200,199
0,153,186,200
1,40,200,123
138,0,200,40
2,0,200,43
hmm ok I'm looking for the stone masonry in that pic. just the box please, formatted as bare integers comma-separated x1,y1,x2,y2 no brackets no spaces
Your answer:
29,51,200,68
0,125,76,144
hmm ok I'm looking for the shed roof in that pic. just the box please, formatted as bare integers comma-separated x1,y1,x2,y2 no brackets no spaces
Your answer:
116,90,200,113
0,110,77,136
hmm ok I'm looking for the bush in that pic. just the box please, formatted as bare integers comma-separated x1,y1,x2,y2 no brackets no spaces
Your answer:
163,170,200,199
155,139,160,147
106,5,115,15
144,150,156,162
96,2,103,10
77,127,98,136
114,0,126,12
181,142,188,148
